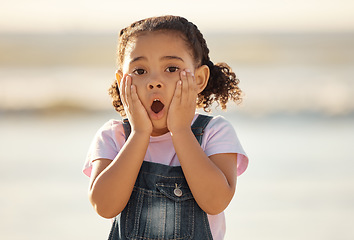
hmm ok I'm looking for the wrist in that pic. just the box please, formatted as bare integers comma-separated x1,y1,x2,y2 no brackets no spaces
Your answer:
169,127,193,138
168,115,195,136
130,128,151,138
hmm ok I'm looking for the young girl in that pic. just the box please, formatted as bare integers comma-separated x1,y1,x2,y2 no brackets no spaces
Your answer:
83,15,248,240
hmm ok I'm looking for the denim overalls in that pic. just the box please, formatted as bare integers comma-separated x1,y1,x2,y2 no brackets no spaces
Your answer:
108,115,214,240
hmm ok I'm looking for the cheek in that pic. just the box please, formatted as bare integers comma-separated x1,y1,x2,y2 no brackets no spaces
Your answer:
164,73,181,85
130,78,147,100
131,76,146,89
165,78,180,102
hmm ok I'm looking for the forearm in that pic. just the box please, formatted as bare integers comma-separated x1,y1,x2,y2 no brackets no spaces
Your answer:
171,129,236,215
89,131,150,218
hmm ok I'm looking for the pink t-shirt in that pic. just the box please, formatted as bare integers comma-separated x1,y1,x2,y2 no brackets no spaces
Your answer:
83,113,248,240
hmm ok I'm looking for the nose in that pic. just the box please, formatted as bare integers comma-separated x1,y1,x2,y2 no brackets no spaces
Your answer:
148,83,162,89
147,74,163,89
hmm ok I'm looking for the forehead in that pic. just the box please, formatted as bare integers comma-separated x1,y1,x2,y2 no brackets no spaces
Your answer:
124,31,193,61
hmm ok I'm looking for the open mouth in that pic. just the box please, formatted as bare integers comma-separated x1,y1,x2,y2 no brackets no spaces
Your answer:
151,99,164,114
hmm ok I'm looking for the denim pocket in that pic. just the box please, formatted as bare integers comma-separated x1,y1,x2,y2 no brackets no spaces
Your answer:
123,182,195,240
156,182,194,202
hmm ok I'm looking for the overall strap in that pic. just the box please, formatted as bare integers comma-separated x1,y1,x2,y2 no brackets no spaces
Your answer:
122,114,213,145
191,114,213,145
122,118,131,141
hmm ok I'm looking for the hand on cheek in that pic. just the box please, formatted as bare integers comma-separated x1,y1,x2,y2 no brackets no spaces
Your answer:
167,69,198,133
119,74,152,135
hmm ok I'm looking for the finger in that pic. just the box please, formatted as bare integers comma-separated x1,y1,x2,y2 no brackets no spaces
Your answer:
187,70,197,99
119,73,126,91
184,70,197,107
185,69,196,91
125,75,132,107
185,69,196,103
180,70,189,103
172,80,182,104
130,84,140,104
120,75,127,106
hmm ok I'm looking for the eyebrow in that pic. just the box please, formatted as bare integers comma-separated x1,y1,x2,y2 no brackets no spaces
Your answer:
130,56,146,64
161,56,184,62
130,55,184,64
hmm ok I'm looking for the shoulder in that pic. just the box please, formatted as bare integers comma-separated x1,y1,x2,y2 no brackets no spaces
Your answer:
99,119,124,131
201,114,249,176
199,114,240,153
90,119,127,150
95,119,125,137
204,115,235,135
209,115,231,125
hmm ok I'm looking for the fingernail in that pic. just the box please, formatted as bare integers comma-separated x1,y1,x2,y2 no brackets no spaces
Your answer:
182,71,186,76
185,69,190,73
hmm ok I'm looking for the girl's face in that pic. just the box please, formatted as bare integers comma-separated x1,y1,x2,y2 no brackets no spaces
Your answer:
120,31,198,133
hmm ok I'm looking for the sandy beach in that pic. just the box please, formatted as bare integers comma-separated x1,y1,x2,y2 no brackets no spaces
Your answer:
0,111,353,239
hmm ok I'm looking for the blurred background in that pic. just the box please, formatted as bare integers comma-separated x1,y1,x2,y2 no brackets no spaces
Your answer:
1,0,353,239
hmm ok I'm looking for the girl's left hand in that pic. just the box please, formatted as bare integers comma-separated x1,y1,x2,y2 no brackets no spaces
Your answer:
167,69,197,134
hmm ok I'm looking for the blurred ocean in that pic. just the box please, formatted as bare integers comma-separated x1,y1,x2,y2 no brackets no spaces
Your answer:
1,32,354,239
1,32,354,116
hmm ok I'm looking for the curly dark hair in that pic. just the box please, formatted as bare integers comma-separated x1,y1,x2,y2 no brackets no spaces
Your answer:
108,15,242,116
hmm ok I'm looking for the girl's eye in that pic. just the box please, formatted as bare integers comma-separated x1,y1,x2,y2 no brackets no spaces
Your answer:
133,69,147,75
166,66,179,73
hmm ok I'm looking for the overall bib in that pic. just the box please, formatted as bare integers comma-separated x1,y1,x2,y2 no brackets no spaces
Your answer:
108,115,214,240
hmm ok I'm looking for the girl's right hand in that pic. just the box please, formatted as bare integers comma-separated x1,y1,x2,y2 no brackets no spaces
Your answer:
119,74,152,135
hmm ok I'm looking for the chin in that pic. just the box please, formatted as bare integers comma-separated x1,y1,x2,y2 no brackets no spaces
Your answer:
151,119,169,136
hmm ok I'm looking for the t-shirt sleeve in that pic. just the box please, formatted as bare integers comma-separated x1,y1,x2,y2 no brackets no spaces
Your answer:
82,120,125,177
202,115,249,176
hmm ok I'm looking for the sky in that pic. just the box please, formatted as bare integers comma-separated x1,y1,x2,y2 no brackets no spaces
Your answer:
1,0,354,33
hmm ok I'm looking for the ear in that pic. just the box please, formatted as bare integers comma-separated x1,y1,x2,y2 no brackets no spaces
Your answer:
115,70,123,86
194,65,210,93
